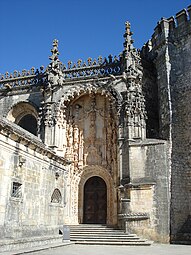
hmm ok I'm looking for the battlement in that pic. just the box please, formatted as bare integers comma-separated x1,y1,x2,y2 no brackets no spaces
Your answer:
143,5,191,52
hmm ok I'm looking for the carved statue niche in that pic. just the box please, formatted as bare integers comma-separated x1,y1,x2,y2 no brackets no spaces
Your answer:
78,129,84,168
73,125,79,168
85,145,102,166
89,95,97,146
65,123,74,161
106,116,113,167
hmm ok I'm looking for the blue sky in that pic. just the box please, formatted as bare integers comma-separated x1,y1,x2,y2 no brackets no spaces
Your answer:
0,0,190,74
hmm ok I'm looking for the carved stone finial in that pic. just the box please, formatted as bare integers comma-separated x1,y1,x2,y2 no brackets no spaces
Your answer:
44,39,64,91
49,39,60,62
98,56,103,65
123,21,134,52
68,60,72,69
77,59,82,68
87,57,92,66
122,21,140,72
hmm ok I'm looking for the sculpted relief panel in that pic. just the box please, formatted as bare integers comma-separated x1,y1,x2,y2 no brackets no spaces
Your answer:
65,93,117,176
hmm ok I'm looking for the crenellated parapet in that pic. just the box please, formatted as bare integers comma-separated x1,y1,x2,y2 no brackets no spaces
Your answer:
142,5,191,53
141,5,191,143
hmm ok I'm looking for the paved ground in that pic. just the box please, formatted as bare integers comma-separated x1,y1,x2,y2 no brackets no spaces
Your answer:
28,244,191,255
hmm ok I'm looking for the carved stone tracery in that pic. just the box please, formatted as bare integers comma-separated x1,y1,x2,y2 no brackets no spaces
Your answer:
63,91,118,175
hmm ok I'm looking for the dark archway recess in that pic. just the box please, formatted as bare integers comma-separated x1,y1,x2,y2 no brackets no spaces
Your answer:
18,114,37,136
83,176,107,224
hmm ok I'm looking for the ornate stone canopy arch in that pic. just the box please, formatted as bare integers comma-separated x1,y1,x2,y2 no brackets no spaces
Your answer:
58,80,123,111
78,165,117,226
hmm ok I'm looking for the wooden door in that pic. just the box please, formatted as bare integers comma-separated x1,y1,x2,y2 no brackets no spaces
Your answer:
83,176,107,224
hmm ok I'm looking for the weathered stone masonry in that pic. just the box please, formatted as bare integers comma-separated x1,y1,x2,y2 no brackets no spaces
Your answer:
142,6,191,242
0,6,190,249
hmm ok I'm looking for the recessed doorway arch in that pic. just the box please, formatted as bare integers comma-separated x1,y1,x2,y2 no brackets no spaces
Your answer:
83,176,107,224
78,166,117,226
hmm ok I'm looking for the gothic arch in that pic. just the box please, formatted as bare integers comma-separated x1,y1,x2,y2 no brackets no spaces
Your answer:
78,165,117,226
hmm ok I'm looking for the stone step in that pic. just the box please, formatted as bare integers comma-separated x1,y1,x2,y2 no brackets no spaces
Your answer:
69,227,124,232
74,240,152,246
71,237,144,241
70,230,129,234
69,224,152,246
70,234,138,238
70,234,140,240
69,225,119,230
70,228,124,231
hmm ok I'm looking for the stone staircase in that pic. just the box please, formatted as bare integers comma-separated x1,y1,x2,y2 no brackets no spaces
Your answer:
69,224,152,245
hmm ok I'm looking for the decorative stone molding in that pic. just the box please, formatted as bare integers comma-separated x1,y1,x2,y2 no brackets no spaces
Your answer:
0,66,45,92
118,212,150,221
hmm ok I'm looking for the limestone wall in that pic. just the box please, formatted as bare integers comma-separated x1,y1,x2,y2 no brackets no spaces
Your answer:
141,6,191,242
128,140,170,243
0,119,69,239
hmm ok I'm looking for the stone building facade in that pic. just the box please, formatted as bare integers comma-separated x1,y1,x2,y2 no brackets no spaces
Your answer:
0,6,190,247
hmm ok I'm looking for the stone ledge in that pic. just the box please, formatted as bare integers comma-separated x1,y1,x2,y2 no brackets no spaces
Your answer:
1,240,73,255
0,235,72,253
0,116,71,166
129,138,167,147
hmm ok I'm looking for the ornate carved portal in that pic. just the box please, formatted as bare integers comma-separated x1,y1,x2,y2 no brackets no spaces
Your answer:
64,92,118,225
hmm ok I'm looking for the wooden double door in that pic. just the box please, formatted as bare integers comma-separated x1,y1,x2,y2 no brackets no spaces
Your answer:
83,176,107,224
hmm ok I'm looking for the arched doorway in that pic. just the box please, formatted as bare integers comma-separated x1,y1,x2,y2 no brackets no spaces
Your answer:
83,176,107,224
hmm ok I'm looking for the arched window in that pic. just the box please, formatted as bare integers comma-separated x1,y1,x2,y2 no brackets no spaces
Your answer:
7,102,38,136
18,114,37,135
51,189,62,203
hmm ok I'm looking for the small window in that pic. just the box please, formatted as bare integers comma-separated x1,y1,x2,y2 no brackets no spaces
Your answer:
11,182,22,198
51,189,62,203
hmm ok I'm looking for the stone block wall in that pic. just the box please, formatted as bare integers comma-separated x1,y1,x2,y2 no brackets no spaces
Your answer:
128,140,170,243
170,46,191,240
0,120,69,239
141,6,191,242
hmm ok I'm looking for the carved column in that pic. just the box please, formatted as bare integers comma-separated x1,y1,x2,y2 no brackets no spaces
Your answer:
117,21,147,230
53,104,67,155
125,70,146,140
39,39,66,149
38,100,55,146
